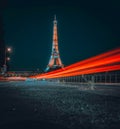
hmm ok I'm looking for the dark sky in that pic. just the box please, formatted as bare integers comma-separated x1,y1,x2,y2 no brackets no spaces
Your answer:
1,0,120,71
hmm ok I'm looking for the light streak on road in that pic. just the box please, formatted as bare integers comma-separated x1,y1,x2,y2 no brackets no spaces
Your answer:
31,48,120,79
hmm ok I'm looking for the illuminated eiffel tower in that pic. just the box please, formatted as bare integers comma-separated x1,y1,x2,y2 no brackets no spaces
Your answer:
45,15,64,72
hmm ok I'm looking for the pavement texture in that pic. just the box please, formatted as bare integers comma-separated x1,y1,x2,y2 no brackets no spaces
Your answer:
0,81,120,129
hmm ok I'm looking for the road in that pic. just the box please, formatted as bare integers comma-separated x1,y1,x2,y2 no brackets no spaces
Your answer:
0,81,120,129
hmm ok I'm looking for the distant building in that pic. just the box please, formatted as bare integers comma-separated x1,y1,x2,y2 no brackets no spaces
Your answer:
0,14,5,70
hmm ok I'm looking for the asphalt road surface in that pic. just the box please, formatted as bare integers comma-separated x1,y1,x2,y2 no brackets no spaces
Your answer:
0,81,120,129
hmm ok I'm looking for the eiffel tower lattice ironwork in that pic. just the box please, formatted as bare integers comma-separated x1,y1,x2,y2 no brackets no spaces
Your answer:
45,15,64,72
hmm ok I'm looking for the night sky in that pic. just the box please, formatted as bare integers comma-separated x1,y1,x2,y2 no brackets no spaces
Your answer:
1,0,120,71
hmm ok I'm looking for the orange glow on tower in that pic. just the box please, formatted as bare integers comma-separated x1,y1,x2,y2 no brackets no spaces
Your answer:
45,15,63,72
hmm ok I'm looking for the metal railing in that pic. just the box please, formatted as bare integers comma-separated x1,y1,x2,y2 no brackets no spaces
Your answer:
47,71,120,85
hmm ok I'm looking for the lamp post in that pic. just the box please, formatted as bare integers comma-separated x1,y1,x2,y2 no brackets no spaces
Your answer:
2,47,11,74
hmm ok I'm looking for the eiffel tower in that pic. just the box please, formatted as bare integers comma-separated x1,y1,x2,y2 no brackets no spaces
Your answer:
45,15,64,72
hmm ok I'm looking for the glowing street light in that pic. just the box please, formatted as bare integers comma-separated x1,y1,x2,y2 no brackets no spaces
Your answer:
4,47,11,65
6,57,10,61
7,48,11,52
2,47,12,74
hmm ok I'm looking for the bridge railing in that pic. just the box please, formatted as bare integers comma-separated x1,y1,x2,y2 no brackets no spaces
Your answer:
49,71,120,85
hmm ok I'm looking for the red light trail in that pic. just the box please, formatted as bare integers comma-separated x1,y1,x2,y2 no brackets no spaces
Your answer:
31,48,120,79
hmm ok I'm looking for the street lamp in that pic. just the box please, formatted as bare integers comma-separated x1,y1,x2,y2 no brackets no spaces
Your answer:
5,47,11,64
2,47,12,74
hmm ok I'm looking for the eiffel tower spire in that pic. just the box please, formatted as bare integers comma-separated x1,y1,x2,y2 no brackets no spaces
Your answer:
45,15,63,72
